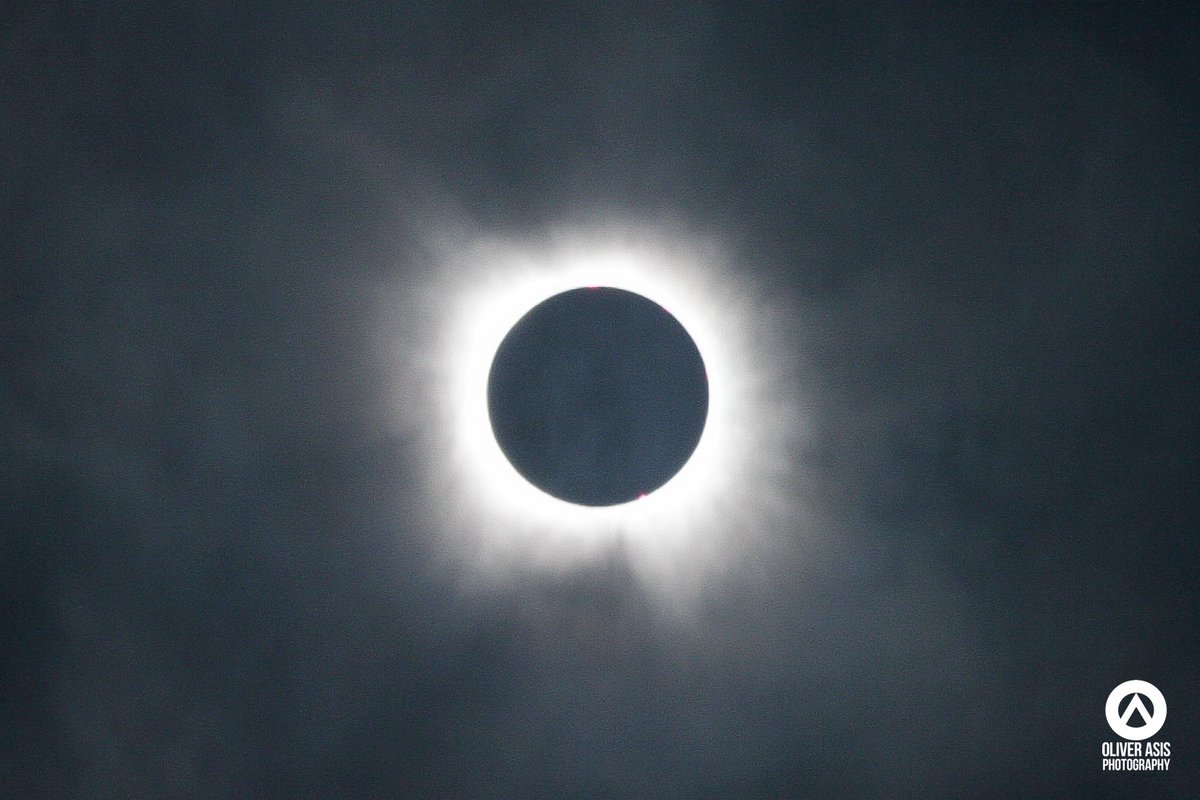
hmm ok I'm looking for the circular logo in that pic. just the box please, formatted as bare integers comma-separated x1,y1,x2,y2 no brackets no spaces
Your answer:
1106,680,1167,740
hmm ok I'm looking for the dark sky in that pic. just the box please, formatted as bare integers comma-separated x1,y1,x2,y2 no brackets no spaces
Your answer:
3,2,1198,797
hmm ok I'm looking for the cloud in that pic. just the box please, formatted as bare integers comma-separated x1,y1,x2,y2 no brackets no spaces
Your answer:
3,2,1196,797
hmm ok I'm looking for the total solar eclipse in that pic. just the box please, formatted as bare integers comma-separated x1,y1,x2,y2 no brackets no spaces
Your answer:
487,287,709,506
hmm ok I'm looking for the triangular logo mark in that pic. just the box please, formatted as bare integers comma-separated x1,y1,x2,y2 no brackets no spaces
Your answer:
1120,693,1153,728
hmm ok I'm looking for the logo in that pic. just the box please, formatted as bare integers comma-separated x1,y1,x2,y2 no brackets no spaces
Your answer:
1101,680,1170,772
1106,680,1167,741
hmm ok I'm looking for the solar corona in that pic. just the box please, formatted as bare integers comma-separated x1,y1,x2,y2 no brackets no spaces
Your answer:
382,224,808,596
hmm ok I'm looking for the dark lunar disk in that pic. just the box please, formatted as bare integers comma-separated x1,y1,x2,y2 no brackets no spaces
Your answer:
487,287,709,506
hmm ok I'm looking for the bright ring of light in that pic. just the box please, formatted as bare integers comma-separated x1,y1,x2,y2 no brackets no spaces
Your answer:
379,221,810,603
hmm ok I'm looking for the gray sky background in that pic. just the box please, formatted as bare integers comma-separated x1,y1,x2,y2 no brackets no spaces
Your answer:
3,2,1197,797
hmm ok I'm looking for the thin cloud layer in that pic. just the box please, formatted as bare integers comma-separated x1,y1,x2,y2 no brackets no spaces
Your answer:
3,2,1196,797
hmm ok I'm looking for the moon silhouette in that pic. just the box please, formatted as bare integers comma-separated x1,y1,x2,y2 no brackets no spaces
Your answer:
487,286,709,506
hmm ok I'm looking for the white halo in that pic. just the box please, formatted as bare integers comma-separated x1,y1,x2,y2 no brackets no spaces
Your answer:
378,220,813,605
